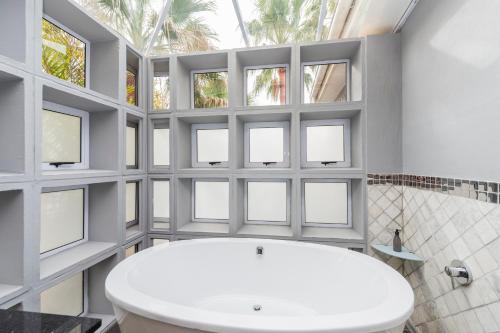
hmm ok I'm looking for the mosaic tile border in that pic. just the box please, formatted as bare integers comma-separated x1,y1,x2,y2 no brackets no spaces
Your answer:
367,174,500,205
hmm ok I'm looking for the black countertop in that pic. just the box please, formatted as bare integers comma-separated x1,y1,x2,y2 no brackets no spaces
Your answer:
0,310,101,333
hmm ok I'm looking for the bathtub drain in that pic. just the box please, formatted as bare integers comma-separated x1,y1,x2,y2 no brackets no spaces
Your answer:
253,304,262,311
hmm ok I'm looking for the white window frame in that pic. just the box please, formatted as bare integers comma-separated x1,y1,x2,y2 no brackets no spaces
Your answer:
244,179,291,226
40,185,89,259
191,179,230,223
42,15,91,89
191,123,229,168
301,60,351,104
150,178,171,230
41,270,89,317
152,70,170,111
125,180,140,229
244,121,290,168
244,64,290,106
126,120,139,169
190,68,228,109
42,101,90,171
301,179,352,228
301,119,351,168
151,120,170,168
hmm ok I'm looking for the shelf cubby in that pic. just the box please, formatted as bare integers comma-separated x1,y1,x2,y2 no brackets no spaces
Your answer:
0,64,33,182
175,114,230,172
175,176,231,235
124,45,144,111
299,39,363,105
149,57,172,112
124,110,146,174
233,176,295,238
233,46,294,108
123,175,147,242
0,184,30,304
148,175,173,233
0,0,32,67
38,178,120,281
299,108,364,171
148,235,172,247
149,115,172,173
38,0,120,101
174,52,229,111
123,236,145,258
36,80,120,180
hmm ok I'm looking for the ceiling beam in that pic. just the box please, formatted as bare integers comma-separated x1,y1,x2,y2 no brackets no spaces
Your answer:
315,0,329,40
232,0,250,47
145,0,173,55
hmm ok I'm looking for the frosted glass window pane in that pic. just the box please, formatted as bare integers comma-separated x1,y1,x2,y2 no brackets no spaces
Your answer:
153,74,170,110
304,182,348,224
196,129,228,162
126,182,137,223
307,125,344,162
126,124,137,167
153,128,169,165
40,272,83,316
153,180,169,219
246,67,287,106
247,182,287,222
40,189,84,254
193,72,228,108
249,127,284,163
42,110,81,163
125,244,138,258
303,63,348,103
194,181,229,220
153,239,169,246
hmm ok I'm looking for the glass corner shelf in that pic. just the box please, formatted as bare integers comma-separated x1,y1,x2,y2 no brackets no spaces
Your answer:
371,244,423,262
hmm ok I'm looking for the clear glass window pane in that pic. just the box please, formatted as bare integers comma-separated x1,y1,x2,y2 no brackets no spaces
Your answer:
153,128,169,166
304,182,348,224
40,272,84,316
196,129,229,163
249,127,284,163
153,74,170,110
153,180,169,229
126,182,138,224
246,67,287,106
42,19,86,87
307,125,345,162
127,70,138,106
42,110,82,164
40,189,84,254
304,63,347,103
193,72,228,108
247,182,287,222
126,123,137,167
125,244,138,258
152,239,169,246
194,181,229,220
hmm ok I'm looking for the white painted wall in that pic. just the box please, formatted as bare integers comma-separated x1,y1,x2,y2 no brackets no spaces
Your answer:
401,0,500,181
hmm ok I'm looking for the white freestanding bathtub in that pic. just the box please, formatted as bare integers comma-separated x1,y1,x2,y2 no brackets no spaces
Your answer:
106,238,413,333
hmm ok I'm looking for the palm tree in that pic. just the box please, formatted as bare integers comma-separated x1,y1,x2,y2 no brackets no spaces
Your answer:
246,0,322,104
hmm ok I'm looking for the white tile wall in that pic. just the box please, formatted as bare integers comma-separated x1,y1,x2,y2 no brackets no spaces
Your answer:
369,183,500,333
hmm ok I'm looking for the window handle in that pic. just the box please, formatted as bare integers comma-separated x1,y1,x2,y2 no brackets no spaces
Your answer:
49,162,76,168
263,162,277,166
209,162,222,166
321,161,337,166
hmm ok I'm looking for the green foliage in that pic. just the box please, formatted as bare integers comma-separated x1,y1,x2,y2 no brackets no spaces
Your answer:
193,72,228,108
41,19,86,87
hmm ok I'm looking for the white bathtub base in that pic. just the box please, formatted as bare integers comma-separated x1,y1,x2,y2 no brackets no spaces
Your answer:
114,305,406,333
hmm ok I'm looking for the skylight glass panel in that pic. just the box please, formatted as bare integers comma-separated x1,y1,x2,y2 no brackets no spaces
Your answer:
238,0,322,46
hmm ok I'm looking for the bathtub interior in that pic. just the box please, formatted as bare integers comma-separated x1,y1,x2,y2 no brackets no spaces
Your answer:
126,240,390,316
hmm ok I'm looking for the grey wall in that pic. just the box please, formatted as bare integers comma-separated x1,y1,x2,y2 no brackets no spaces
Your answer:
366,34,402,174
401,0,500,181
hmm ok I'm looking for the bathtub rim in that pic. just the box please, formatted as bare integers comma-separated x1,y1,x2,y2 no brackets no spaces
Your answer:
106,238,414,333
